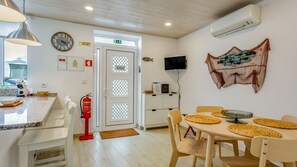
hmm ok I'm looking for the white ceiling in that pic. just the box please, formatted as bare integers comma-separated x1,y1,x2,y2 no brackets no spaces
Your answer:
14,0,262,38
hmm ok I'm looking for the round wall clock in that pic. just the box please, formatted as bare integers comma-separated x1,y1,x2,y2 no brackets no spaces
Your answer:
51,32,74,52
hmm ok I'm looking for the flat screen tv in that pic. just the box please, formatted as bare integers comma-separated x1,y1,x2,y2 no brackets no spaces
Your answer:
164,56,187,70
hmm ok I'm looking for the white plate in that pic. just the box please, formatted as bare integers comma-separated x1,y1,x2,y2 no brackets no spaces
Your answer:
0,96,19,105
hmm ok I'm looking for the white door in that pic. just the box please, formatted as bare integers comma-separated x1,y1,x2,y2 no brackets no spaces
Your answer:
105,49,135,128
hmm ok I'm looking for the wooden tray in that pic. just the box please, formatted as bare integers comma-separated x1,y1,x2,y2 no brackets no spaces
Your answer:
228,124,282,138
185,115,221,124
211,111,228,118
253,118,297,129
0,101,23,108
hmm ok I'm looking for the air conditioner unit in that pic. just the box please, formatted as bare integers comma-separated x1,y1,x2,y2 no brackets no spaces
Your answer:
210,4,261,37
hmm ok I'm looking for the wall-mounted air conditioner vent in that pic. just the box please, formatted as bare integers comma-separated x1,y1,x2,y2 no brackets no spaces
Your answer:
210,4,261,37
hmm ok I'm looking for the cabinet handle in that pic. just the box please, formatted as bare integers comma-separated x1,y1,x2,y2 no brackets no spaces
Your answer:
169,94,173,96
169,108,173,110
152,94,156,96
152,109,156,111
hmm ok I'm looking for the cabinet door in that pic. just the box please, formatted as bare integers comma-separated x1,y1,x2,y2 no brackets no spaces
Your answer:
145,109,163,125
162,109,171,124
145,94,163,109
162,94,178,109
162,109,178,124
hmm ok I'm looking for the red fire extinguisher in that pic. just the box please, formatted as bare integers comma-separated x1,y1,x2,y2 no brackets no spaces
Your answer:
79,93,94,141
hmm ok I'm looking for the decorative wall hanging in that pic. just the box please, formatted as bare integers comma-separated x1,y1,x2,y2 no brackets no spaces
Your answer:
205,38,270,93
142,57,154,62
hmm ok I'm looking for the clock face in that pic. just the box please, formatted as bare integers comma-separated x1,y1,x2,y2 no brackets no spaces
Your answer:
51,32,74,51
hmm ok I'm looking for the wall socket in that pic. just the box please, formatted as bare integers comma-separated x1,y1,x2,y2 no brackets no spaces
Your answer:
41,83,47,88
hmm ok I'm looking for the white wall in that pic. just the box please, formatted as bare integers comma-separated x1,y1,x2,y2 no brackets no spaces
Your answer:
27,17,178,134
141,35,178,92
177,0,297,119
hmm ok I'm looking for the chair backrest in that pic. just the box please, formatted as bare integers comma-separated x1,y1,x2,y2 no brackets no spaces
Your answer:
281,115,297,167
250,136,297,167
63,96,72,125
196,106,224,113
65,101,77,137
64,96,71,111
281,115,297,123
167,110,183,152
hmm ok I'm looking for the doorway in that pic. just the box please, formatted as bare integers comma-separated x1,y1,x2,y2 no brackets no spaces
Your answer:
93,32,141,131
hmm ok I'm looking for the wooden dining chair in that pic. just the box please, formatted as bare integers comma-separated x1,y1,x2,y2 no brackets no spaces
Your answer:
194,106,239,158
18,100,77,167
221,136,297,167
281,115,297,124
281,115,297,167
168,110,215,167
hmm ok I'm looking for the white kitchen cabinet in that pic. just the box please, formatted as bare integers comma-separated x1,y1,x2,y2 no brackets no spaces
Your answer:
142,93,179,130
145,94,163,109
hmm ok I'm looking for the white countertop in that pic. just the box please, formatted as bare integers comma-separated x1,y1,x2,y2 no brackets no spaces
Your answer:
0,96,56,130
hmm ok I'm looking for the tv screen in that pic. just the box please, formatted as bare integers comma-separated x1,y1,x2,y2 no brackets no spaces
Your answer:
165,56,187,70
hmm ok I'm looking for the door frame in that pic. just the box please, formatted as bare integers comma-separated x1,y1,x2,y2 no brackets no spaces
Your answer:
93,42,141,131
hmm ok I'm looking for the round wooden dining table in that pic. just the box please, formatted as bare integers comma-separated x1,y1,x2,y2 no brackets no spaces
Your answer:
185,112,297,167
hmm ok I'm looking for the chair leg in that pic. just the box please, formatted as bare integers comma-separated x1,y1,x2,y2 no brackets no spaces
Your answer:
184,127,191,138
195,131,202,140
19,145,29,167
192,156,197,167
169,153,179,167
28,151,35,167
64,145,68,167
190,127,196,136
218,142,222,158
66,139,73,167
232,141,239,156
184,126,197,138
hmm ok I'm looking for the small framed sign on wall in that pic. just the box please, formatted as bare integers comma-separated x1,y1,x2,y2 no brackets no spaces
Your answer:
67,56,84,71
57,55,67,71
57,55,85,71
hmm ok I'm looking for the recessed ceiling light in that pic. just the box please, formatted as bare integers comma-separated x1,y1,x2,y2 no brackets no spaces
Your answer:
85,6,94,11
165,22,172,27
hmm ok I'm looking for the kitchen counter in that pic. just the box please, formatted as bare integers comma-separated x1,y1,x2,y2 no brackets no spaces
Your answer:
0,96,56,130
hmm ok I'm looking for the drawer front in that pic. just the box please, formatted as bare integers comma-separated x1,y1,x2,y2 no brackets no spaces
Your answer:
145,94,163,109
145,109,163,125
162,108,178,124
162,94,178,108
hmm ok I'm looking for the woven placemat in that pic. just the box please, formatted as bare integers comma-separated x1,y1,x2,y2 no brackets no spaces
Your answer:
228,124,282,138
254,118,297,129
211,111,228,118
185,115,221,124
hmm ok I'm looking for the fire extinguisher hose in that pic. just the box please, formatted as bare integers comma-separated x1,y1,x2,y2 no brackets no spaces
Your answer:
80,96,85,118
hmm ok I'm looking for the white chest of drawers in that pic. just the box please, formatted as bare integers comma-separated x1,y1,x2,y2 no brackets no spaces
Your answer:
142,93,178,130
